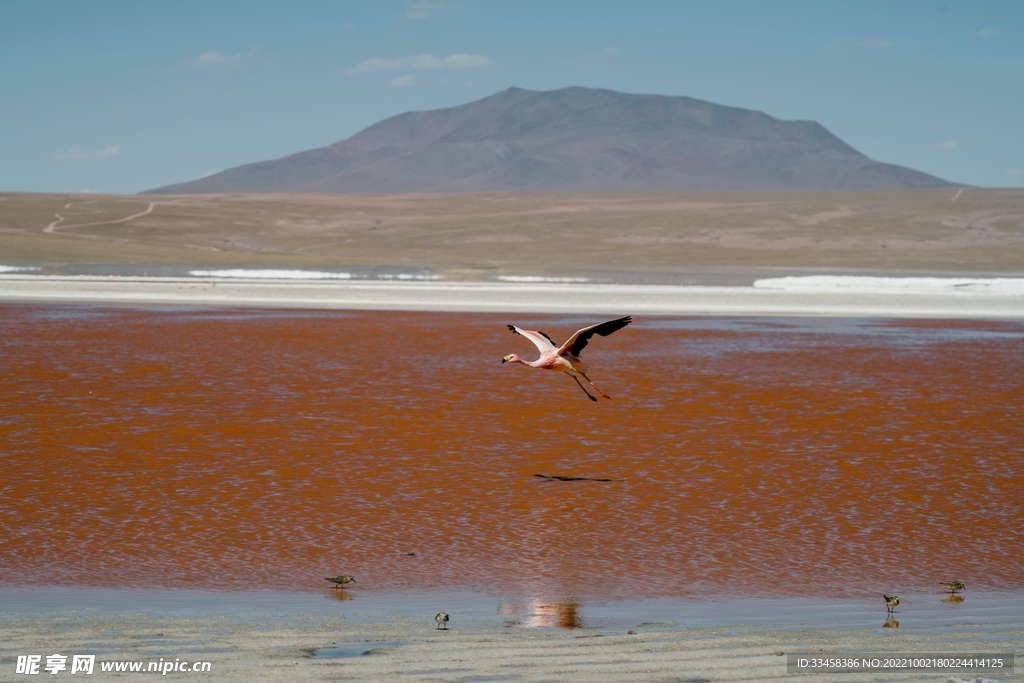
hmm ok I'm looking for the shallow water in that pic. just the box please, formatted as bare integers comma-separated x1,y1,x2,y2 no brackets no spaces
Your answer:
3,586,1022,636
1,304,1022,600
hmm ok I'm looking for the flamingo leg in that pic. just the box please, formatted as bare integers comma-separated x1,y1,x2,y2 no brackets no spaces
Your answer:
566,372,598,401
579,372,612,399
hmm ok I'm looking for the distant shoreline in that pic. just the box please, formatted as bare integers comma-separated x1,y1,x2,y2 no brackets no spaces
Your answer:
2,274,1023,318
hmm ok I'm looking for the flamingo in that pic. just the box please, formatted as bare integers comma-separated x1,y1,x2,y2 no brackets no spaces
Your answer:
502,316,631,401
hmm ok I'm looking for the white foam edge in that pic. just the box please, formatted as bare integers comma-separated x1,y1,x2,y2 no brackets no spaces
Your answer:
188,269,446,281
376,274,442,280
189,269,353,280
753,276,1024,295
496,275,591,283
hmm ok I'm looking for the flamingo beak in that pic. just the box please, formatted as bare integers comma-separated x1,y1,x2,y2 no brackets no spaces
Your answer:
501,355,510,364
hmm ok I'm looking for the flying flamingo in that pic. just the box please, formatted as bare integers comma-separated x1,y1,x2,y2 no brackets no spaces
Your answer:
502,316,631,401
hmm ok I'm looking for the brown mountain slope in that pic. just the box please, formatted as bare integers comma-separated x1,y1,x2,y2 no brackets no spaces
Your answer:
146,87,955,194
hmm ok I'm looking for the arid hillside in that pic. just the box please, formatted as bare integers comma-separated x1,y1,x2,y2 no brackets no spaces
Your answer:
146,87,954,194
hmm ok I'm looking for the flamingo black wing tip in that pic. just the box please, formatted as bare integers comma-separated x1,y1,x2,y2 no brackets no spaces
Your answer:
537,330,557,346
596,315,632,337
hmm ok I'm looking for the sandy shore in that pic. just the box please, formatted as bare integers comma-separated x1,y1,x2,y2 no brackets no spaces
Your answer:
7,613,1011,682
3,589,1021,682
2,274,1023,318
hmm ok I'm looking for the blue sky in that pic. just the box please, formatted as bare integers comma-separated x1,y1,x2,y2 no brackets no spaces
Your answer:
1,0,1021,194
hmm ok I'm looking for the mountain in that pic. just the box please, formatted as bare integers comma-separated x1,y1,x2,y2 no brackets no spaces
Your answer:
145,87,954,194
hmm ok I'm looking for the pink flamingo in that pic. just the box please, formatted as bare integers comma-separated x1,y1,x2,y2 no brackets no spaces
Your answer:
502,316,631,401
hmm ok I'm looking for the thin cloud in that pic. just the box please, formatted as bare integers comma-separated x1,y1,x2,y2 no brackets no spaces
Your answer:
389,75,416,87
349,53,491,75
604,46,622,55
861,39,894,47
404,0,446,19
971,28,1000,38
934,140,957,150
1006,168,1023,178
189,49,256,68
52,144,121,161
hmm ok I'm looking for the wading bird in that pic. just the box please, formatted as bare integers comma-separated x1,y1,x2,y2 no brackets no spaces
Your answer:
883,594,899,613
435,611,449,630
940,581,965,593
502,316,631,401
325,575,356,589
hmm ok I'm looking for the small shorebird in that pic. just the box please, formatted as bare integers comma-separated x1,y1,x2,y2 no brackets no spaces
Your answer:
503,316,631,401
325,575,356,589
939,581,965,593
883,594,899,612
435,611,449,630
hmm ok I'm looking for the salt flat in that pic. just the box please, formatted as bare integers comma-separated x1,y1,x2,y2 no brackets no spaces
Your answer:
1,273,1023,318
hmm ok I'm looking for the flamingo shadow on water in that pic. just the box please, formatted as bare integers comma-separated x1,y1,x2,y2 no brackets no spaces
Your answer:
502,316,631,401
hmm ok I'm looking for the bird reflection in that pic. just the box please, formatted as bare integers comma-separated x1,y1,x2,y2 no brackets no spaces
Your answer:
498,599,582,629
942,594,965,604
325,588,353,602
883,616,899,628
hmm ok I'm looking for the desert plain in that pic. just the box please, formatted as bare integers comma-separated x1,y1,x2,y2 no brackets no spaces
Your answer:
1,188,1023,280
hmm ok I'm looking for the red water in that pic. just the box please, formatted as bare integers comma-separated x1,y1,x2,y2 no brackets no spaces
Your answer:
2,304,1022,599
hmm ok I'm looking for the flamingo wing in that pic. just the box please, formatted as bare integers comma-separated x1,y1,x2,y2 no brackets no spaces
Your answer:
558,316,631,357
507,325,559,353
